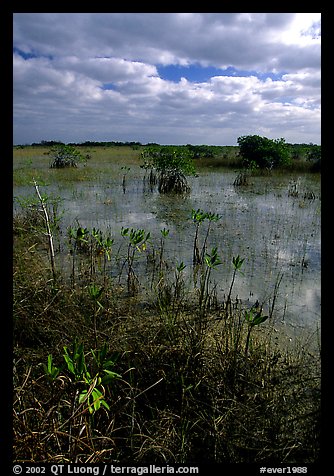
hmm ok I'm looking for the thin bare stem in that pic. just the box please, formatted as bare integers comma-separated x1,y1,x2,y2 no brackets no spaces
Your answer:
33,179,56,280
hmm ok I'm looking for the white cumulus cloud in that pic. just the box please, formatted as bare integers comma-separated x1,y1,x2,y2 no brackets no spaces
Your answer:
13,13,321,145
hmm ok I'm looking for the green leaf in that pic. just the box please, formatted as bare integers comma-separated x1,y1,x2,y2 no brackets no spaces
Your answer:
252,314,269,327
101,399,110,411
92,389,102,410
205,247,222,268
63,353,75,376
88,283,104,300
103,359,116,370
78,389,88,404
102,369,122,384
47,354,53,373
244,310,252,322
176,261,186,272
232,255,245,270
44,354,60,380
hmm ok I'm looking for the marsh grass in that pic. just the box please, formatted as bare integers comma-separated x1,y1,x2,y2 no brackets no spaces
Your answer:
13,146,141,187
13,207,320,464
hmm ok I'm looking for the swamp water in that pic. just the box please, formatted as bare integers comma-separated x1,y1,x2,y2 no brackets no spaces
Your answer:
14,167,321,335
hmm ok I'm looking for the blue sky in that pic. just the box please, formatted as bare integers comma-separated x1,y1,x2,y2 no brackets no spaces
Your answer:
13,13,321,145
157,65,285,83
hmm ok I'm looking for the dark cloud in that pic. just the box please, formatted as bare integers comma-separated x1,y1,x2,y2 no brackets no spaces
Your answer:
14,13,320,71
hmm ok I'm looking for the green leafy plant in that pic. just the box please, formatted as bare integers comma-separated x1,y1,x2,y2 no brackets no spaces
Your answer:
199,247,222,312
121,228,151,295
226,255,245,307
244,308,269,355
68,225,90,253
200,211,221,263
45,340,121,415
102,236,114,262
191,209,221,265
191,209,207,265
141,146,196,193
63,340,87,381
306,144,321,171
91,343,121,382
78,375,111,414
67,224,92,285
49,144,88,168
43,354,60,382
174,260,186,301
237,135,291,170
91,228,114,282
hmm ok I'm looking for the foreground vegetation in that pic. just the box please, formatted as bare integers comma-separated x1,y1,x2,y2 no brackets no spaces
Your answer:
13,191,320,464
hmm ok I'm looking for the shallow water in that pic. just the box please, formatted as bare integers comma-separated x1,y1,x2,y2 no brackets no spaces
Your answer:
14,166,321,331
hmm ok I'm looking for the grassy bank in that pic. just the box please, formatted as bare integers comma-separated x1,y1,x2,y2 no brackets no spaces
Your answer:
13,201,320,464
13,146,141,187
13,144,319,187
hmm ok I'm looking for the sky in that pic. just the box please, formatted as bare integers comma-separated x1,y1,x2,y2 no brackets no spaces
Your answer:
13,13,321,146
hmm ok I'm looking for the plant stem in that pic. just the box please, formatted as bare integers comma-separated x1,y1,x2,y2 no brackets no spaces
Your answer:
269,272,283,318
200,221,212,263
193,223,201,265
33,179,56,280
226,269,237,317
244,326,252,356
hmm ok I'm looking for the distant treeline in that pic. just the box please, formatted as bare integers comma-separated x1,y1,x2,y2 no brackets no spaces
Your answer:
17,139,320,149
17,141,239,157
15,139,320,165
25,140,233,154
28,140,144,148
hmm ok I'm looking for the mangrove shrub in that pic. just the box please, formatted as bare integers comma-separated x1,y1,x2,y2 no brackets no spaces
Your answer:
307,144,321,171
237,135,291,169
141,146,196,193
49,144,89,168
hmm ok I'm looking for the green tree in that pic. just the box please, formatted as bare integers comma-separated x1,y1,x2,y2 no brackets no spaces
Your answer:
307,144,321,171
141,146,196,193
237,135,291,169
49,144,88,168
